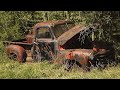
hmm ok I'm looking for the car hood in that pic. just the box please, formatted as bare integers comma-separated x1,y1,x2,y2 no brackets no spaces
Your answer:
57,24,94,45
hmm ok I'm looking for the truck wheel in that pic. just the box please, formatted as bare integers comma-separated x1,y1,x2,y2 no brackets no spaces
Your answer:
6,45,27,63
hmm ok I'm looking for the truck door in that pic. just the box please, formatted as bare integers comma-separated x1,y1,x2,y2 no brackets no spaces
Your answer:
32,26,57,61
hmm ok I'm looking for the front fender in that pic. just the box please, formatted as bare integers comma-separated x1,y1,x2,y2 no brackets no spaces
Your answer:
65,49,93,65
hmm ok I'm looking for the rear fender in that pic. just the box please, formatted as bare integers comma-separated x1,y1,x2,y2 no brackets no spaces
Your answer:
6,45,27,62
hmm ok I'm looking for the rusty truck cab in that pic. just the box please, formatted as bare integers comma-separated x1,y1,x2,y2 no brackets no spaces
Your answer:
26,20,76,61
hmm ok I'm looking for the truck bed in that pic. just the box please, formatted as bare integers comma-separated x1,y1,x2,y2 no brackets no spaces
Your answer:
3,38,33,51
3,38,32,46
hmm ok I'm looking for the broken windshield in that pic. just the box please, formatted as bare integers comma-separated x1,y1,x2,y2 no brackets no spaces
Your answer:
53,23,75,38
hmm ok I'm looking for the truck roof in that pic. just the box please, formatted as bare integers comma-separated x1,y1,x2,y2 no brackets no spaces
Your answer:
33,20,74,28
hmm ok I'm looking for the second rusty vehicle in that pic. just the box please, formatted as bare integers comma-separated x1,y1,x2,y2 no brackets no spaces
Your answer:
3,20,117,71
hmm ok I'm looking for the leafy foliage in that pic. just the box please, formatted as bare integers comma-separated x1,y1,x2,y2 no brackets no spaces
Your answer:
0,11,119,41
0,11,120,53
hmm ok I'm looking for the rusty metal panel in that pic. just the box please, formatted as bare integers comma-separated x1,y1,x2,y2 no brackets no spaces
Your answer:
33,20,73,29
57,25,88,45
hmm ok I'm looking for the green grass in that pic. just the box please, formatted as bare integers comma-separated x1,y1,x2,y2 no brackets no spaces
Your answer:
0,53,120,79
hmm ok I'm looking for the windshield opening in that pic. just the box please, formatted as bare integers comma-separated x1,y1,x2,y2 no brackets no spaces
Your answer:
53,23,75,38
36,27,51,38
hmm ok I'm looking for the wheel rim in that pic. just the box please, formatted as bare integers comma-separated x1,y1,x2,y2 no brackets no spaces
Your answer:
9,53,17,61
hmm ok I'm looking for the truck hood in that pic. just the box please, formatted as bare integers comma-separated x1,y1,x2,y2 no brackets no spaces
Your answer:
57,24,94,45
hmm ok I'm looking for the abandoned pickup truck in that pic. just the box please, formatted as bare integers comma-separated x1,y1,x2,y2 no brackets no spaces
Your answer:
3,20,117,71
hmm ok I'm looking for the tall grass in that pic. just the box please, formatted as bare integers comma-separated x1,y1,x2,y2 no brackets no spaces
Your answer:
0,54,120,79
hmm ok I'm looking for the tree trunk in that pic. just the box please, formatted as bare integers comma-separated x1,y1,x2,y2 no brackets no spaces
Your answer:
64,11,70,20
42,11,48,21
92,32,95,41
